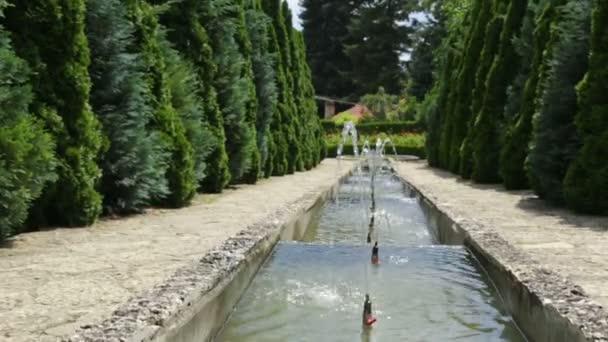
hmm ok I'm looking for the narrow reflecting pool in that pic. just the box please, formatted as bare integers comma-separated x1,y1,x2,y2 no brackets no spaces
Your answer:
217,162,526,342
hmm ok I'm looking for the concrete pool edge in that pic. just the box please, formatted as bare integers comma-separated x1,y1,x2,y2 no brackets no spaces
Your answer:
393,162,608,342
63,164,354,342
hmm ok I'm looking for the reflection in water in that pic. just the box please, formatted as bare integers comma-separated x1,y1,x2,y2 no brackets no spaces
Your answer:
217,165,525,342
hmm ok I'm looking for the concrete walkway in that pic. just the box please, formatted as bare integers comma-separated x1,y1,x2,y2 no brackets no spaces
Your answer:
394,161,608,309
0,159,354,342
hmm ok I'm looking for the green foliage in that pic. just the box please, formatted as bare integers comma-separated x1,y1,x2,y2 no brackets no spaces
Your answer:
460,16,505,179
526,0,591,204
471,0,528,183
360,87,399,121
563,0,608,214
262,0,295,175
301,0,356,99
124,0,196,208
500,0,553,189
0,2,57,239
322,120,424,135
425,49,458,167
207,0,259,183
441,0,494,173
246,0,278,178
5,0,104,226
325,133,426,159
160,33,216,189
86,0,169,214
154,0,231,193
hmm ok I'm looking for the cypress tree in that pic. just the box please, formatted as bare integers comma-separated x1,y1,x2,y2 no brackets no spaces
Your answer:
426,48,458,167
206,0,259,183
460,16,505,178
124,0,196,207
160,34,216,189
246,0,278,178
471,0,528,183
563,0,608,214
442,0,493,172
526,0,591,204
284,2,309,172
154,0,231,193
499,0,555,189
236,0,262,183
0,0,57,239
4,0,105,226
262,0,295,175
86,0,169,214
278,1,301,174
301,0,356,99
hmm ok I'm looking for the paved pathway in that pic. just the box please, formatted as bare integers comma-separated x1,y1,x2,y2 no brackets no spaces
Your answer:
0,159,354,342
395,161,608,309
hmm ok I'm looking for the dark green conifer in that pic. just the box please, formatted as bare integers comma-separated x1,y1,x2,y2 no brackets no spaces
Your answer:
526,0,591,204
123,0,196,208
471,0,528,183
0,0,57,239
4,0,105,226
459,16,505,179
154,0,231,193
86,0,169,214
563,0,608,214
499,0,554,189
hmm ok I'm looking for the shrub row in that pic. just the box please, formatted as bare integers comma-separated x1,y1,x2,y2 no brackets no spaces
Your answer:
321,120,425,135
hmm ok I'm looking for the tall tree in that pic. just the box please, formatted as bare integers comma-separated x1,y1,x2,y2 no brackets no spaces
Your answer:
471,0,528,183
154,0,231,193
563,0,608,214
301,0,357,99
262,0,298,175
0,0,57,239
86,0,169,214
207,0,260,182
123,0,196,207
4,0,105,226
459,15,505,178
160,34,217,189
345,0,411,97
246,0,278,177
526,0,591,204
499,0,554,189
439,0,493,172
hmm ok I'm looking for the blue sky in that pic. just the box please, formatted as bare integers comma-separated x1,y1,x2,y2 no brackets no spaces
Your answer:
287,0,303,29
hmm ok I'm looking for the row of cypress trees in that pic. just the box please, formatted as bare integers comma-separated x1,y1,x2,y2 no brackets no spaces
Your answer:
0,0,324,241
423,0,607,215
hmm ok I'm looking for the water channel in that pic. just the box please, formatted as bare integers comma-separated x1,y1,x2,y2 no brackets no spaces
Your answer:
218,161,526,341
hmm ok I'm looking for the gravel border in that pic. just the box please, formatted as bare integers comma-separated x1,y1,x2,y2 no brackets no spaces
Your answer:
394,162,608,342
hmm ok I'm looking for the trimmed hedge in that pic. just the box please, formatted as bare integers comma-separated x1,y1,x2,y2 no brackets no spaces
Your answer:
321,120,424,135
326,144,426,159
325,133,426,158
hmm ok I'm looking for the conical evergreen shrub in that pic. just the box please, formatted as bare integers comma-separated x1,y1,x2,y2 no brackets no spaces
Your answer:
206,0,259,183
246,0,278,177
4,0,104,226
0,0,57,240
563,0,608,214
86,0,169,214
526,0,591,204
471,0,528,184
499,0,555,189
124,0,196,208
460,16,505,179
154,0,231,193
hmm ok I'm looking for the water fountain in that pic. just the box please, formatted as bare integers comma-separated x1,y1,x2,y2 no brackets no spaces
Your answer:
337,121,359,158
218,157,526,341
